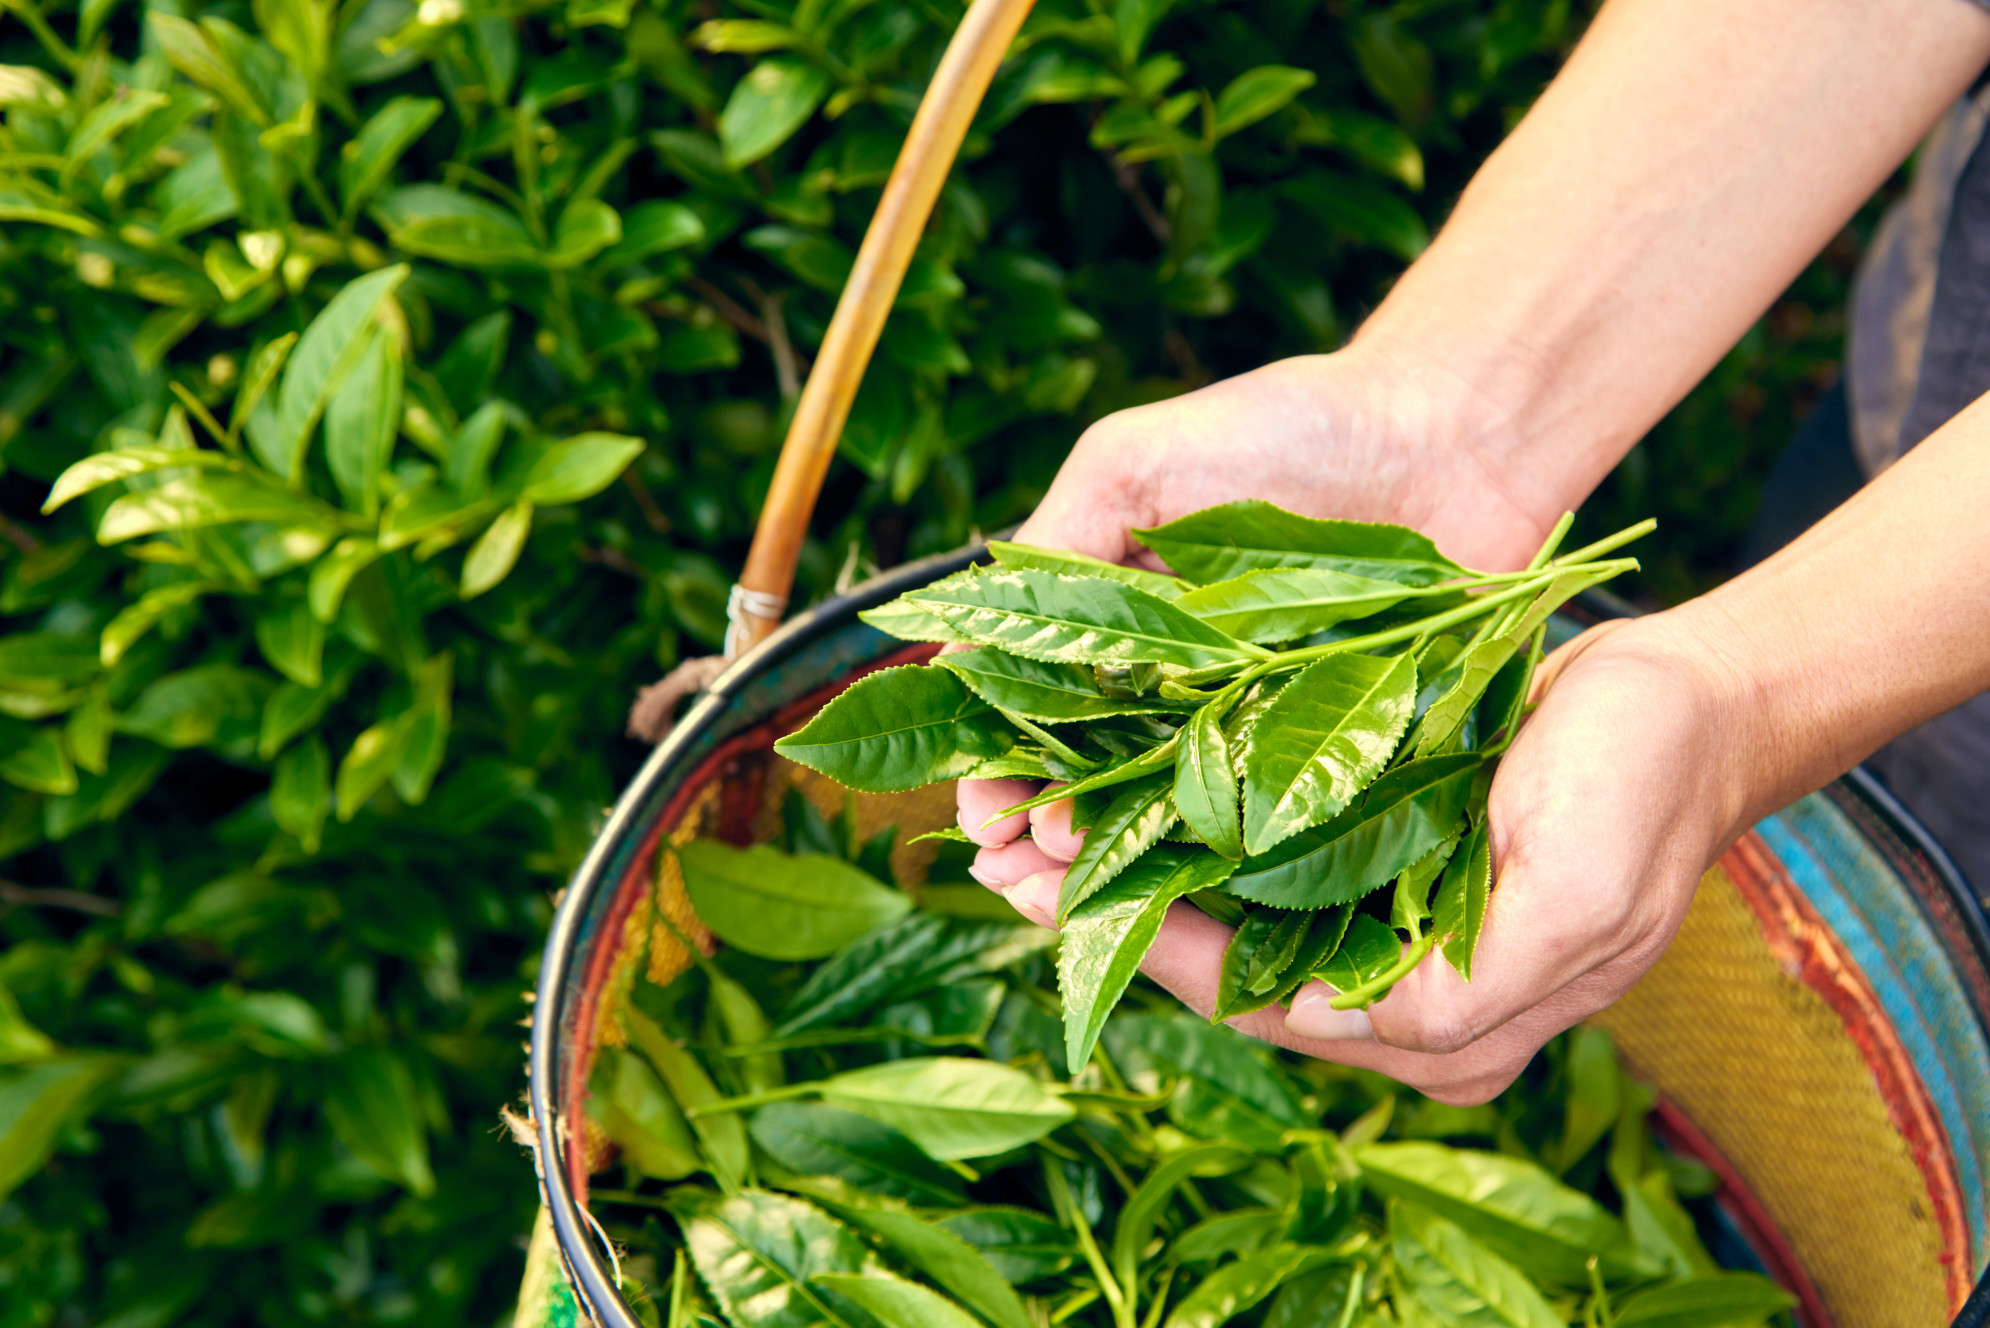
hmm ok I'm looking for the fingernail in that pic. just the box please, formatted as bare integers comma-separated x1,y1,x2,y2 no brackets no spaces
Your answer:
966,862,1004,891
1007,871,1061,929
1286,988,1374,1040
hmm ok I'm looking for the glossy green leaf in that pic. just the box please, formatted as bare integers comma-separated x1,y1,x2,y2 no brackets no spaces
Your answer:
1110,1142,1250,1298
774,915,1027,1035
749,1102,964,1205
459,500,532,599
308,537,381,623
680,840,911,961
1358,1142,1646,1284
1311,914,1399,995
97,474,336,544
1613,1273,1793,1328
1060,844,1236,1068
116,665,271,755
1055,774,1176,922
0,1059,118,1202
1102,1014,1309,1152
938,649,1172,722
371,185,539,267
775,666,1013,794
1175,568,1417,643
1212,907,1309,1020
814,1058,1074,1160
1163,1243,1339,1328
100,581,217,668
1231,754,1478,908
337,96,443,218
547,197,622,268
269,735,329,852
1241,651,1415,856
788,1176,1035,1328
1392,830,1461,934
0,724,74,797
602,199,706,263
323,327,401,518
667,1187,872,1327
1175,701,1242,859
254,599,324,688
908,569,1266,670
1211,65,1316,138
720,57,832,169
991,740,1179,822
983,540,1188,599
590,1044,703,1180
334,718,403,821
812,1272,981,1328
933,1208,1074,1284
323,1045,433,1195
257,265,409,481
1135,502,1465,585
626,1007,750,1190
1431,819,1493,978
42,447,231,513
1390,1201,1560,1328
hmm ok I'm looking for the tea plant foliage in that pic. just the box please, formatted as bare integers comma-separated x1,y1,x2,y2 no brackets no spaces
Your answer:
0,0,1588,1319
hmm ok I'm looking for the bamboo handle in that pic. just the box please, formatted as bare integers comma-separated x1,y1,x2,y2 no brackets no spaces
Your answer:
724,0,1038,657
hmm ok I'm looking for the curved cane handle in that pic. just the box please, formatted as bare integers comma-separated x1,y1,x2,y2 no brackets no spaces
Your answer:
724,0,1038,656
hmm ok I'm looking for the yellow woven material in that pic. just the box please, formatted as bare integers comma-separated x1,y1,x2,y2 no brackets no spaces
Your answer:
1591,862,1947,1328
753,758,960,895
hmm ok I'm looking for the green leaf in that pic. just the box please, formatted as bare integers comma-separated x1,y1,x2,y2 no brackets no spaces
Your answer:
322,1046,433,1195
774,666,1013,794
1231,754,1477,908
744,225,854,291
719,57,832,169
260,265,410,482
337,95,442,219
1213,907,1309,1020
588,1045,703,1180
933,1208,1074,1284
1060,844,1236,1069
510,432,643,505
1358,1142,1646,1284
788,1176,1035,1328
812,1272,982,1328
813,1058,1075,1160
307,537,381,623
323,327,402,518
749,1102,965,1205
269,735,329,852
1110,1142,1250,1296
1135,502,1463,585
1174,702,1242,860
547,196,622,268
626,1008,749,1190
1175,568,1417,643
1162,1243,1338,1328
100,580,218,668
1390,1201,1561,1328
96,474,337,543
1392,830,1461,934
938,650,1174,722
1613,1274,1794,1328
0,984,56,1067
371,185,539,267
231,331,295,448
116,665,271,755
1311,914,1398,995
667,1187,872,1327
334,718,403,821
909,569,1265,670
1211,66,1316,138
1055,774,1176,923
1101,1014,1310,1152
984,540,1188,598
679,839,912,961
601,199,706,263
459,500,532,599
0,1059,118,1202
1282,168,1429,264
691,18,798,51
1241,651,1415,856
255,599,325,687
42,446,231,513
774,915,1025,1035
1431,819,1493,978
0,722,73,797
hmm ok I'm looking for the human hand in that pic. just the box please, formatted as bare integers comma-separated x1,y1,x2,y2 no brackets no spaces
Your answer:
970,613,1755,1105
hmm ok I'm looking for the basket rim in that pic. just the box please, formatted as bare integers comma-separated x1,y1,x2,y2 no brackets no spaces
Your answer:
527,541,986,1324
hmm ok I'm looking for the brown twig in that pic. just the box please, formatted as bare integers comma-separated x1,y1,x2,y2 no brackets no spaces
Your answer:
740,278,802,401
577,543,648,578
0,878,120,916
1109,155,1172,247
680,277,771,344
0,515,41,555
619,471,672,535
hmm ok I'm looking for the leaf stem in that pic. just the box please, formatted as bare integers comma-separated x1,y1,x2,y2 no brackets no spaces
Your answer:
1043,1154,1134,1328
1527,511,1576,571
1326,931,1439,1010
684,1082,815,1116
1546,518,1657,570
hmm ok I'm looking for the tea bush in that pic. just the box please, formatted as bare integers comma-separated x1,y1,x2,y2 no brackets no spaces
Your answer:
0,0,1842,1320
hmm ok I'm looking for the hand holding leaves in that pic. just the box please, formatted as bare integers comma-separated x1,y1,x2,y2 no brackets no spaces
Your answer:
775,500,1649,1065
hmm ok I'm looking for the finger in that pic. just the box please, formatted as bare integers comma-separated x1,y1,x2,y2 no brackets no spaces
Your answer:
970,838,1065,892
1029,793,1084,862
957,777,1036,846
1004,869,1063,929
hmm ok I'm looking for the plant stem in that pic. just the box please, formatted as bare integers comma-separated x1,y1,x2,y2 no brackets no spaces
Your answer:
1327,932,1439,1010
684,1083,814,1116
1547,518,1657,570
1527,511,1576,570
1044,1155,1134,1328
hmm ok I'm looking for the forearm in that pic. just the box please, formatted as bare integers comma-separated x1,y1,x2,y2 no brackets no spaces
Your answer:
1662,396,1990,835
1353,0,1990,522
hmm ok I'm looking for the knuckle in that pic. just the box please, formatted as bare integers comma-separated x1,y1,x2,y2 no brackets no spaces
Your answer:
1376,1005,1480,1056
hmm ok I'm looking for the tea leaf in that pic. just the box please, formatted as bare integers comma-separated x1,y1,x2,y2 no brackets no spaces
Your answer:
1431,819,1493,978
1161,1242,1340,1328
666,1187,872,1327
811,1272,983,1328
1613,1273,1794,1328
909,569,1266,670
749,1102,964,1205
1389,1201,1561,1328
679,840,913,961
1175,566,1415,643
816,1058,1075,1160
1054,774,1177,922
775,666,1014,793
1135,502,1464,585
1241,651,1415,856
1174,701,1242,859
984,540,1189,599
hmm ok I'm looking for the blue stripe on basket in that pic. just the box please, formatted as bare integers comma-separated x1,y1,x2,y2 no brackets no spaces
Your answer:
1759,799,1990,1269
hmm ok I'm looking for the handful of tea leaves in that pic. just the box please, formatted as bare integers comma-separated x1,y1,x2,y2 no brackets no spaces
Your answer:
776,501,1650,1065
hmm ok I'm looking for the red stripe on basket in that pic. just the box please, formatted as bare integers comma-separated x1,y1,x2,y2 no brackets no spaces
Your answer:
1721,831,1973,1311
561,643,941,1204
1649,1098,1834,1328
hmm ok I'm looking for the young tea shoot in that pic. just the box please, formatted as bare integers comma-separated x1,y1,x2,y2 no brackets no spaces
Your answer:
776,501,1651,1066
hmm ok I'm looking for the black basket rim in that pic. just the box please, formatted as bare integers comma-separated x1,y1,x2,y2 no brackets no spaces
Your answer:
526,558,1990,1324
